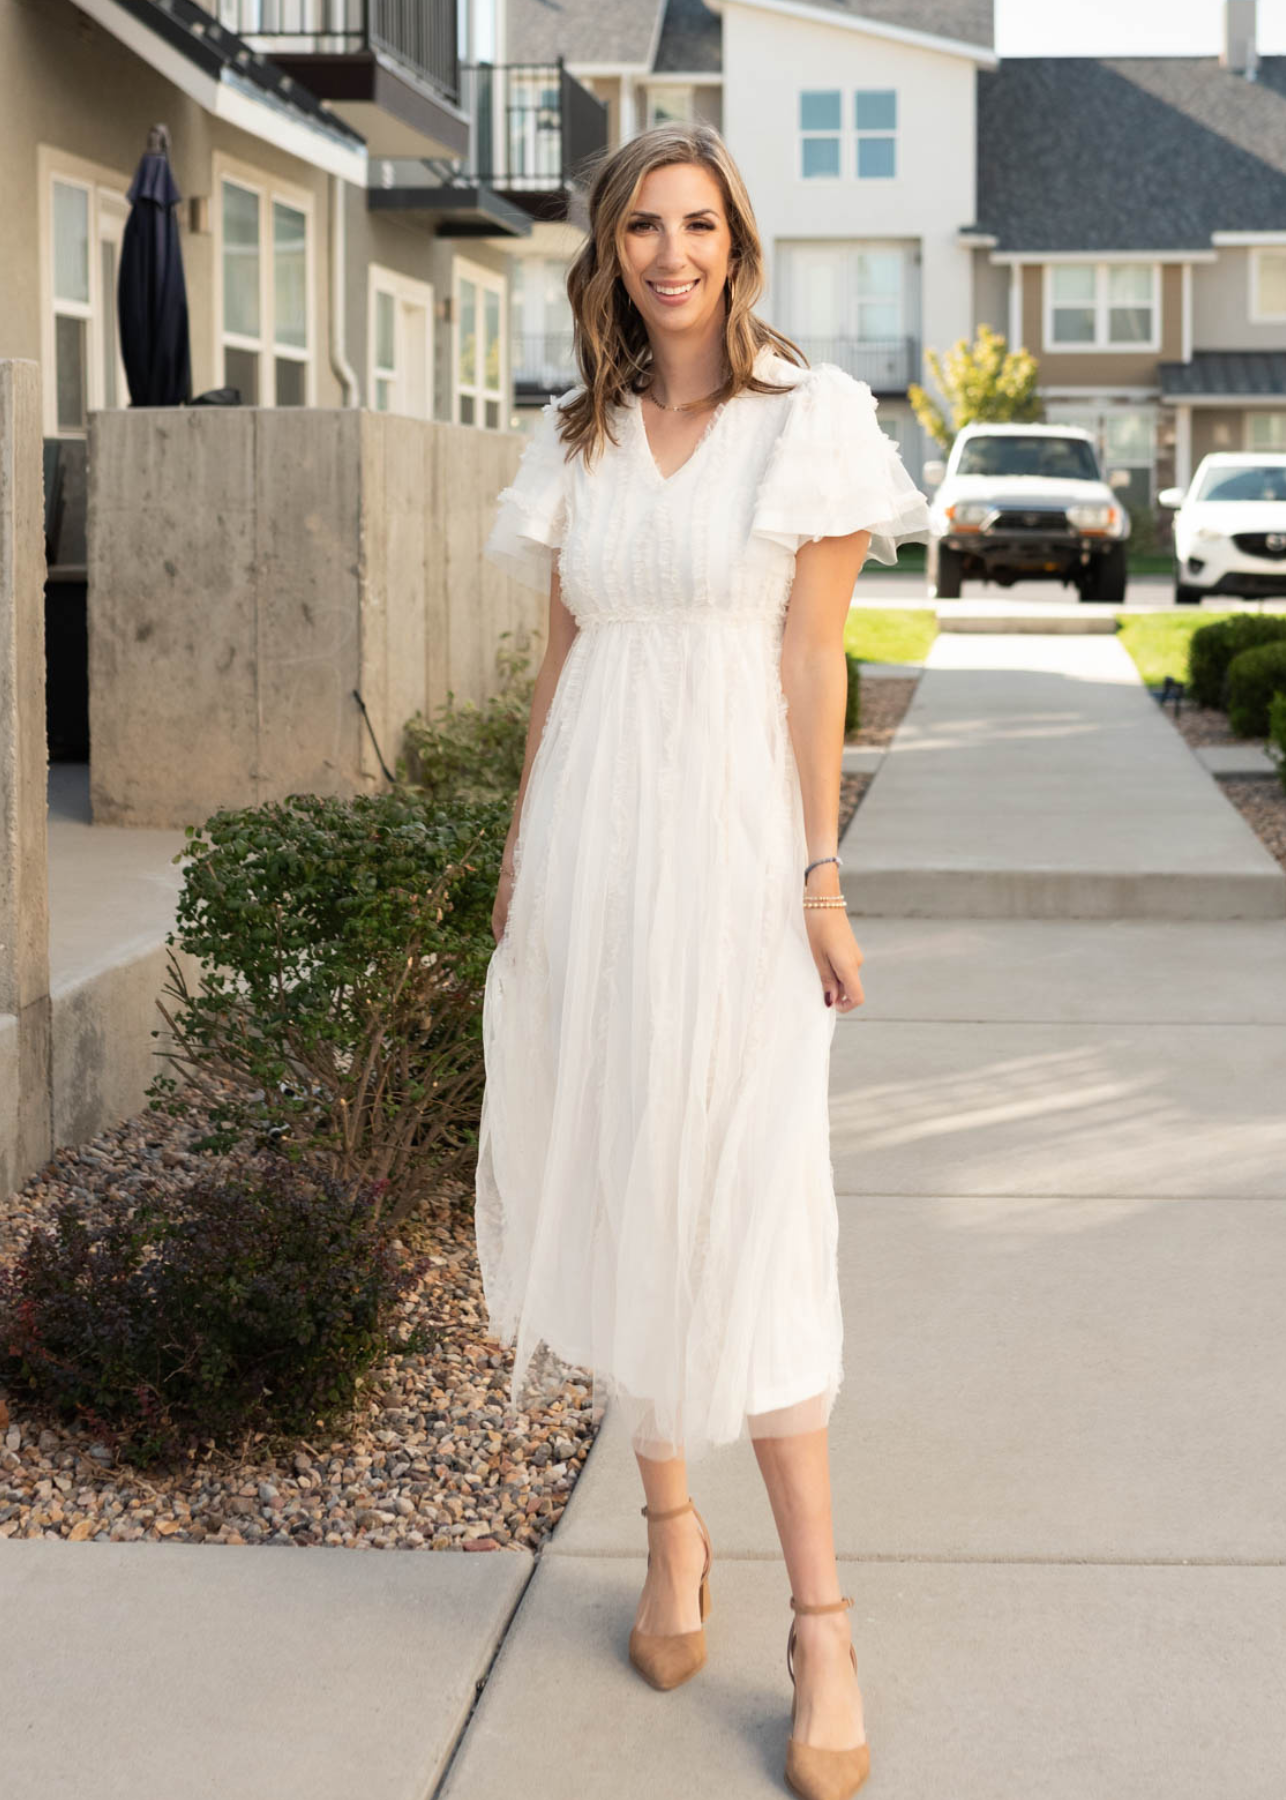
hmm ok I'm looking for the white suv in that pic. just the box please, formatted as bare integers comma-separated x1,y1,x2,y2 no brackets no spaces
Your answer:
1160,453,1286,605
924,423,1132,602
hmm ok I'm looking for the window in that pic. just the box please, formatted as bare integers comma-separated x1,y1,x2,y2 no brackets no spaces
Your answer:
215,157,313,406
40,152,131,436
1249,412,1286,452
1251,250,1286,322
454,258,505,429
648,85,695,127
855,90,896,179
800,91,842,179
1046,262,1159,350
368,266,434,418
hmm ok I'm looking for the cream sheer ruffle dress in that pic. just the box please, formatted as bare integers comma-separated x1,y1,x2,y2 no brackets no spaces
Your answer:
475,343,930,1463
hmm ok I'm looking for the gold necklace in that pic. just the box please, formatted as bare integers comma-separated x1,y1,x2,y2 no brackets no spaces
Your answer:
644,371,728,412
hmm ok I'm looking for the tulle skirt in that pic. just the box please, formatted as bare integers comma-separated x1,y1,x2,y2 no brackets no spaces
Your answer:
474,609,843,1465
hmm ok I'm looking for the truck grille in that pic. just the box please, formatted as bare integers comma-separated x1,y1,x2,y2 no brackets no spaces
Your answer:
1233,532,1286,561
993,508,1071,534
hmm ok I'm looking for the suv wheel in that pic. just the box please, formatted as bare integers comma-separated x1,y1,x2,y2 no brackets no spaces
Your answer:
930,541,963,599
1174,580,1202,606
1081,543,1128,604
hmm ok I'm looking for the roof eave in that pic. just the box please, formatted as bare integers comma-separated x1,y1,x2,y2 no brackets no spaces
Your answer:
702,0,998,66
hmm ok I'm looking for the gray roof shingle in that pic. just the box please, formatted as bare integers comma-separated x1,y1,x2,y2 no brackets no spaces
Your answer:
654,0,721,73
792,1,993,51
976,56,1286,251
507,0,667,66
1161,351,1286,400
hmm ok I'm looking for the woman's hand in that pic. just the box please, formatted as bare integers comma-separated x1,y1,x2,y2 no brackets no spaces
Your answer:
491,861,516,947
804,905,865,1012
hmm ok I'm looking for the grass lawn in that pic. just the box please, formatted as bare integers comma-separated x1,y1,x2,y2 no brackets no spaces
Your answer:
1114,610,1242,686
846,607,939,665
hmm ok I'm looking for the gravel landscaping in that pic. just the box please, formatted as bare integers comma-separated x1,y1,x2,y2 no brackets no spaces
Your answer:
837,671,919,837
0,1099,600,1553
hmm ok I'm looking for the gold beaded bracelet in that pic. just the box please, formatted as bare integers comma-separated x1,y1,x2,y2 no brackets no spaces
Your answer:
802,895,847,909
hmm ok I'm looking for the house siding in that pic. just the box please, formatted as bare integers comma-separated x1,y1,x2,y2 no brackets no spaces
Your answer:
1194,247,1286,351
1192,406,1256,460
1020,261,1183,389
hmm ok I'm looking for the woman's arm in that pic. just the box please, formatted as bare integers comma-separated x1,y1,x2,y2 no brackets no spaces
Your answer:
492,568,580,943
779,529,871,1012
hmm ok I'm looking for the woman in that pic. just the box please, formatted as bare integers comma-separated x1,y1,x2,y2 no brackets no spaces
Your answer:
475,122,929,1799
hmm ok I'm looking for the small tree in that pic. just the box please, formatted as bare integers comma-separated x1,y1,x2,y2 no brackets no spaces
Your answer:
909,324,1042,453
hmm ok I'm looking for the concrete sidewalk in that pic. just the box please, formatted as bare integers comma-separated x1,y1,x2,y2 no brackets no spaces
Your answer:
439,638,1286,1799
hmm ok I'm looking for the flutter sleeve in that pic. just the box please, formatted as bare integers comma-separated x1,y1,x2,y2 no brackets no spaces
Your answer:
482,389,578,593
751,362,931,566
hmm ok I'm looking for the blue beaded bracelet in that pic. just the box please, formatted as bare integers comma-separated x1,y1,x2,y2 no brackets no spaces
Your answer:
804,854,842,881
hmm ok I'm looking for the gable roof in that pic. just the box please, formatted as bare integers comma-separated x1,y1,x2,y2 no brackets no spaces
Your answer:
976,56,1286,252
795,0,992,50
507,0,667,66
654,0,722,73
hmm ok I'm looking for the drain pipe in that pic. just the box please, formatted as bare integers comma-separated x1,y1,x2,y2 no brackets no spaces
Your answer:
328,173,360,406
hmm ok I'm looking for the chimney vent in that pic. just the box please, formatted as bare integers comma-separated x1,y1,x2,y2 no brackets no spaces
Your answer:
1221,0,1259,78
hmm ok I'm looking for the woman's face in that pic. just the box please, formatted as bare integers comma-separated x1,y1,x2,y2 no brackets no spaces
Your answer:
617,160,734,347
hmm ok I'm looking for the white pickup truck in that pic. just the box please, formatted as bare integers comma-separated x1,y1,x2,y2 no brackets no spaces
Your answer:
923,422,1132,603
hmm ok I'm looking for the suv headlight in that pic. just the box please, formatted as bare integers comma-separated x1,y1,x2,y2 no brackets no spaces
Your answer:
944,501,993,531
1193,525,1224,541
1066,502,1124,536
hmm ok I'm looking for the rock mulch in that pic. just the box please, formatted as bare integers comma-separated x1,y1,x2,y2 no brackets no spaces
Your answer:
0,1101,600,1554
837,672,919,838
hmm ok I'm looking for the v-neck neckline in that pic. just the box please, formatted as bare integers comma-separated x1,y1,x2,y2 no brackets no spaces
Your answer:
631,385,731,487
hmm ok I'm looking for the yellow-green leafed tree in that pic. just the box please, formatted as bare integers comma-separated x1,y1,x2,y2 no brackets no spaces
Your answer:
909,324,1042,452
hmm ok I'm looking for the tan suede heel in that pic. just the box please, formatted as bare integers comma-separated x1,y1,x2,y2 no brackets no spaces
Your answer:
627,1496,713,1691
784,1594,870,1800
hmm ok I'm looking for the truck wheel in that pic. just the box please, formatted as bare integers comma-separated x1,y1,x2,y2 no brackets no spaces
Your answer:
931,542,963,599
1082,543,1127,604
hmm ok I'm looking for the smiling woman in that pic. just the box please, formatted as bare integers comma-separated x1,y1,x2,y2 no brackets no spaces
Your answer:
474,121,929,1798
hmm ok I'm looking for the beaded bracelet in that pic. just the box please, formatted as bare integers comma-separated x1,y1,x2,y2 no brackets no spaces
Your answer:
804,853,842,881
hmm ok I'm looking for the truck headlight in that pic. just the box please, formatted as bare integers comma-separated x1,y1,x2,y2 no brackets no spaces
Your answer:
1066,502,1123,536
945,501,992,532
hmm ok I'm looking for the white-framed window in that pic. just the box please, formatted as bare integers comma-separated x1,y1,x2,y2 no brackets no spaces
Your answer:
799,90,842,179
1045,262,1160,351
368,265,434,418
38,147,132,436
1248,412,1286,452
1250,249,1286,322
647,84,695,127
214,153,314,406
454,256,505,429
855,89,897,179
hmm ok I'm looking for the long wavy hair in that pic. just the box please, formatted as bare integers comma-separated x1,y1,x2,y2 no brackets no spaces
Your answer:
557,122,807,469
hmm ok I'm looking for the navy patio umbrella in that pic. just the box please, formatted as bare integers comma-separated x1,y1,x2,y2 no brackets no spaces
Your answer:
118,123,192,407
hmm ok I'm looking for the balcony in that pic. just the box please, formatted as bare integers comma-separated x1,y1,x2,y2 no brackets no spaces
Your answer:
370,61,608,235
512,331,578,401
224,0,468,158
785,336,919,395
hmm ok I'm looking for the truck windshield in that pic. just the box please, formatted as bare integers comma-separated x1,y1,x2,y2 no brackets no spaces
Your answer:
955,436,1100,481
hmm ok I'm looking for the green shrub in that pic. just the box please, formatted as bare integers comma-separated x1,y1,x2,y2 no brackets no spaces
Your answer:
1226,640,1286,739
400,628,535,805
149,789,510,1227
1269,692,1286,796
844,652,862,735
0,1159,432,1469
1187,614,1286,709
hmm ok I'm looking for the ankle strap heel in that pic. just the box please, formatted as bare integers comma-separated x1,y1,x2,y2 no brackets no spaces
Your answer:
784,1594,869,1799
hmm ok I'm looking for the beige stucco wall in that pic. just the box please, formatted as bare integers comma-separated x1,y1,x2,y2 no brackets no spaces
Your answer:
972,248,1010,340
87,406,539,828
0,0,346,411
1193,247,1286,352
1192,406,1253,461
1022,261,1183,389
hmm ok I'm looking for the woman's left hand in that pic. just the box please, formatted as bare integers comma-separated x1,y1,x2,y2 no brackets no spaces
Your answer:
805,910,865,1012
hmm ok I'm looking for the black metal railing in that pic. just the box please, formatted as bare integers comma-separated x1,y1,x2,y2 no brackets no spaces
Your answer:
512,331,578,391
463,60,607,190
784,335,919,391
223,0,458,103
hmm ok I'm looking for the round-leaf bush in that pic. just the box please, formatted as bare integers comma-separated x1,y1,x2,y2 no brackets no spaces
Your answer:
1270,691,1286,795
0,1158,434,1469
1187,614,1286,710
1225,639,1286,739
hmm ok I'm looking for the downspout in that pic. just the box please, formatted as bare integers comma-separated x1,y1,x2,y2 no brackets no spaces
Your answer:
329,173,360,406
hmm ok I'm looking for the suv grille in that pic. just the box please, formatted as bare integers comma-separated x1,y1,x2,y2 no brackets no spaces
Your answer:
1233,532,1286,561
993,508,1071,534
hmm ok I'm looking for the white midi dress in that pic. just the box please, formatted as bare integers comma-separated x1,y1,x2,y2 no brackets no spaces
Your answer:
475,341,930,1464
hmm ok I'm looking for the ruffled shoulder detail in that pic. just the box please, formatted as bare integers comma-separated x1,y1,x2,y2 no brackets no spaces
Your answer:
751,362,931,566
483,387,581,593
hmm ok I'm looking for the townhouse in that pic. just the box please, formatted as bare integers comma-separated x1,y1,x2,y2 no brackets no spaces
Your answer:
968,10,1286,513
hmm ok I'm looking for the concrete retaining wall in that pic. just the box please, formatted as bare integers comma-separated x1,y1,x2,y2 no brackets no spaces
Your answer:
88,409,536,828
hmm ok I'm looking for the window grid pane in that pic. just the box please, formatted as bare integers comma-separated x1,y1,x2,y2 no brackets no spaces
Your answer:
53,181,90,305
101,238,119,409
484,286,501,393
1256,253,1286,315
1250,412,1286,451
375,290,396,370
858,137,896,179
273,200,307,350
1052,307,1096,344
1107,263,1152,303
800,90,841,131
222,181,261,340
1052,265,1095,302
55,314,87,429
855,89,896,131
1108,306,1152,344
458,278,477,385
802,137,841,178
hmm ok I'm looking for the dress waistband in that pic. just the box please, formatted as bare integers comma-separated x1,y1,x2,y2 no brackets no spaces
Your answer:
576,608,780,627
